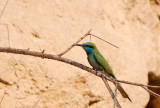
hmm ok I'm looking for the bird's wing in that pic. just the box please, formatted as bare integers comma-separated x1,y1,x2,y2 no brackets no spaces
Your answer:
94,50,116,78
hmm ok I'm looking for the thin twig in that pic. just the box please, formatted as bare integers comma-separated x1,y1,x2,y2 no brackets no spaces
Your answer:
0,62,17,76
114,82,118,108
0,23,10,47
142,86,160,98
109,78,160,88
32,97,41,108
5,24,10,47
102,78,121,108
0,90,6,105
0,0,10,48
90,34,119,48
58,29,92,56
0,0,9,18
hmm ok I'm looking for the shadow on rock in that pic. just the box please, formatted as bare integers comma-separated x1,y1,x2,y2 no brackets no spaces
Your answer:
145,71,160,108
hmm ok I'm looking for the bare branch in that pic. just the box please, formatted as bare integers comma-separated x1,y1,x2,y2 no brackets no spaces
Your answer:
58,29,92,56
0,47,159,101
102,78,121,108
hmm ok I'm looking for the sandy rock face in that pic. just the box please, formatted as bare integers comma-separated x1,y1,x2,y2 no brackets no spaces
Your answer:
0,0,160,108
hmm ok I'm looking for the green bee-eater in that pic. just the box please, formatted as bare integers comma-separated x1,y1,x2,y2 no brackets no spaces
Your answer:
76,42,131,102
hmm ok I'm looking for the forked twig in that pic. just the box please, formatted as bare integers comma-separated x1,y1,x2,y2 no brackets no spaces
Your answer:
58,30,119,57
102,78,121,108
104,77,160,98
58,29,92,56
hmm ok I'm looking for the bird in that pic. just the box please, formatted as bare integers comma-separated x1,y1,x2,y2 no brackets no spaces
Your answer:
75,42,132,102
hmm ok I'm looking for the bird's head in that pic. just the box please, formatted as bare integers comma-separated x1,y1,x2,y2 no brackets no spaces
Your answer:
75,42,97,54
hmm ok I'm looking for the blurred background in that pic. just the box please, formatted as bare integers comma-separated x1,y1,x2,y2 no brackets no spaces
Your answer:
0,0,160,108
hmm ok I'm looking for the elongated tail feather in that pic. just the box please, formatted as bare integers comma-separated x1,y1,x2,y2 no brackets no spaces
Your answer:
115,83,132,102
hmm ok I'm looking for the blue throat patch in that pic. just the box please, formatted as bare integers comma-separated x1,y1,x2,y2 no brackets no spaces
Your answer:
83,43,94,54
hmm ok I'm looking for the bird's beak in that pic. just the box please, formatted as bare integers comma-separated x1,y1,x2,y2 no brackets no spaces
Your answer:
75,44,83,47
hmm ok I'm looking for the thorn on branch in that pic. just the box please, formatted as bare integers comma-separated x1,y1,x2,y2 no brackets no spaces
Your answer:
41,49,45,54
41,49,45,59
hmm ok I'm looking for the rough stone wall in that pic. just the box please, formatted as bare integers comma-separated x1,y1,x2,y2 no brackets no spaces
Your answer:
0,0,160,108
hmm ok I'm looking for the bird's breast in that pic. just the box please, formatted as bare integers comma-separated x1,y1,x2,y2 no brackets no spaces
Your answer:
88,53,103,71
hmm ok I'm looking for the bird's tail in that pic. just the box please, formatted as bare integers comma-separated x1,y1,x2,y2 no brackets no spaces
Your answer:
114,83,132,102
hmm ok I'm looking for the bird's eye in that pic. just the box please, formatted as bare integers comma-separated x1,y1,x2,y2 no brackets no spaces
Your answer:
84,45,93,48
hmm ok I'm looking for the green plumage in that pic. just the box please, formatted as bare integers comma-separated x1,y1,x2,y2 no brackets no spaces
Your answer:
76,42,131,102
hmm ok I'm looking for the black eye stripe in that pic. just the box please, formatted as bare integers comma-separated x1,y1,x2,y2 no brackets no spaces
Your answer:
83,45,93,48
